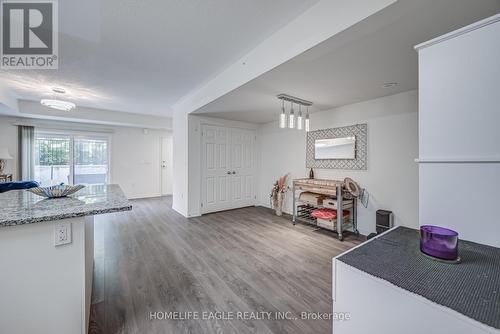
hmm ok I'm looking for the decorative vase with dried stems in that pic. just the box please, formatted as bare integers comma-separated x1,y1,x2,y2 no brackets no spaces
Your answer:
270,173,289,216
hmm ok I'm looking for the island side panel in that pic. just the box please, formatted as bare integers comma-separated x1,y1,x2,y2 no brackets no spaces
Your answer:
0,217,90,334
84,216,94,334
332,260,498,334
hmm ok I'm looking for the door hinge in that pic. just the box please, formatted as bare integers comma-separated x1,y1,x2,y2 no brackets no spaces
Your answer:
201,203,203,207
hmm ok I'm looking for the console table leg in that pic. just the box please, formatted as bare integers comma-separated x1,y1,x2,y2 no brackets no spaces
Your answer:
353,198,359,235
337,185,343,241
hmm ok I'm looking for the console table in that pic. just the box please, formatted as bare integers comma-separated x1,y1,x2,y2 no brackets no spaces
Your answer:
292,178,358,241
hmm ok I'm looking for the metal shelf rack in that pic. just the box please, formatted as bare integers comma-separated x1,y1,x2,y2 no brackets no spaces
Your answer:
292,178,359,241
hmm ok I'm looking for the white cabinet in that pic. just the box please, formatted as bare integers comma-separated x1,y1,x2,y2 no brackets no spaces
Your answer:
201,124,256,214
332,14,500,334
416,14,500,247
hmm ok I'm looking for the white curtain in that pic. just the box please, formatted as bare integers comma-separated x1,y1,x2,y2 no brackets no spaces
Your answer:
18,126,35,180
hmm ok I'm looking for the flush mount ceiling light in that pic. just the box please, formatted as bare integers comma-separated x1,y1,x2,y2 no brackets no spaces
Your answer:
41,86,76,111
277,94,312,131
40,99,76,111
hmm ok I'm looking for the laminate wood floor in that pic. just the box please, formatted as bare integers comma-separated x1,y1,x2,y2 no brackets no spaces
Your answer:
89,196,362,334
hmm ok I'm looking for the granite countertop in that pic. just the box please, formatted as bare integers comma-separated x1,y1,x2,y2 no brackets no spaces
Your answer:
0,184,132,227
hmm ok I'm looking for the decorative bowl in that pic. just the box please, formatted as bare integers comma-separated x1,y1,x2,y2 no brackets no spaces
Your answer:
420,225,459,261
28,184,85,198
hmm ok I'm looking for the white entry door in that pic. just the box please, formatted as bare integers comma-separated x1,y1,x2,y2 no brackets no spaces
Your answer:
160,137,172,195
201,125,255,214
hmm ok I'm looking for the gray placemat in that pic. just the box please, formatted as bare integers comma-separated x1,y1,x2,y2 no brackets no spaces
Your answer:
338,227,500,329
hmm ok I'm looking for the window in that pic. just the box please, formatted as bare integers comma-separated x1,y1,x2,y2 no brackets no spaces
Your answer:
34,131,109,186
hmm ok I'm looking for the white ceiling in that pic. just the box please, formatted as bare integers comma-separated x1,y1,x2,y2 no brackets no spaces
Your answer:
194,0,500,124
1,0,320,117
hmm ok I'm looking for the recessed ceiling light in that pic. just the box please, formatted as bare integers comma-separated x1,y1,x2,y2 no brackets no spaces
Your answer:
40,99,76,111
52,87,66,94
383,82,398,88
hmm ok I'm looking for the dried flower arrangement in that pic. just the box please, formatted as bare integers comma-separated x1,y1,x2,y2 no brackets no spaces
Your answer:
270,173,290,216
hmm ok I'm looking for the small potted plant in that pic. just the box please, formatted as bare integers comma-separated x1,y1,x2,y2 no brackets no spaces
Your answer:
270,174,289,216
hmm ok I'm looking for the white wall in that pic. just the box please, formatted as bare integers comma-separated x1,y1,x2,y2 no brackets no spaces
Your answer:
0,116,172,199
0,118,18,179
111,127,171,199
172,109,189,215
417,14,500,247
258,90,419,235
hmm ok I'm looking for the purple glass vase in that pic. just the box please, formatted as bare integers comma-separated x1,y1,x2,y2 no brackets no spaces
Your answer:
420,225,459,260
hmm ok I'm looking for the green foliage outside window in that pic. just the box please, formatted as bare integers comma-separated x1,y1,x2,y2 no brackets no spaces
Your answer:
74,139,108,165
35,137,70,165
35,137,108,166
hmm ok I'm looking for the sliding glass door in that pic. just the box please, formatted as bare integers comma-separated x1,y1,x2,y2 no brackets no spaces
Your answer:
34,132,109,186
74,137,108,184
34,134,71,186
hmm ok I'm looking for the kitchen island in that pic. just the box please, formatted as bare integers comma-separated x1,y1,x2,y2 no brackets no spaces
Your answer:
332,227,500,334
0,184,132,334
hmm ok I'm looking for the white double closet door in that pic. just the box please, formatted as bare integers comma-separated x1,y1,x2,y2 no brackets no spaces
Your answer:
201,125,256,214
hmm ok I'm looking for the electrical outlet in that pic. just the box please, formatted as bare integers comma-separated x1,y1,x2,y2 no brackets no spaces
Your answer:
54,223,72,246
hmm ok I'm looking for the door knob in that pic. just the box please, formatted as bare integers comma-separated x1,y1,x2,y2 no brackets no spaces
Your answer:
227,171,231,174
232,171,236,174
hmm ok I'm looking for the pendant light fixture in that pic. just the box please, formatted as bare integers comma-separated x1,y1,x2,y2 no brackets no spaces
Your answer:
297,105,303,130
279,99,286,128
277,94,312,131
305,106,310,132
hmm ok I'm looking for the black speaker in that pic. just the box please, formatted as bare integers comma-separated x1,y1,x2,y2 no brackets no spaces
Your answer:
376,210,393,234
